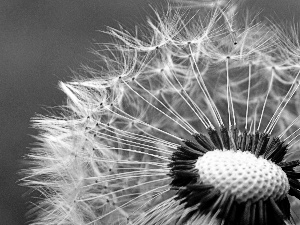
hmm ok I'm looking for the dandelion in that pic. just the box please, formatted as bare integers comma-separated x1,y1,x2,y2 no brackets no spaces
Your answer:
22,3,300,225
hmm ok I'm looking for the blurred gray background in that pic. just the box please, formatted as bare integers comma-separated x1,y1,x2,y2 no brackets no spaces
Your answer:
0,0,299,224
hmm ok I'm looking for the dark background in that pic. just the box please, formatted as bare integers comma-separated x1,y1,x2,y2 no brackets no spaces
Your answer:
0,0,299,224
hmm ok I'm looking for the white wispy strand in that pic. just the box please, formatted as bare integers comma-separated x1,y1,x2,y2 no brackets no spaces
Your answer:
22,2,300,225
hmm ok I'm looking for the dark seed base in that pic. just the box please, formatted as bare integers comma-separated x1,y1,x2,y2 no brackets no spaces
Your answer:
168,125,300,225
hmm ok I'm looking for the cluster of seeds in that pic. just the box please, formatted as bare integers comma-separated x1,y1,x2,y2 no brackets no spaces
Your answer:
23,2,300,225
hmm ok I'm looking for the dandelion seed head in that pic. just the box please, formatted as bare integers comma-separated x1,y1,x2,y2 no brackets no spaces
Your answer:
22,2,300,225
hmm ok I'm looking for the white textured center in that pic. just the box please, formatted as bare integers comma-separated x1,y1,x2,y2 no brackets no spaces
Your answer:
196,149,290,203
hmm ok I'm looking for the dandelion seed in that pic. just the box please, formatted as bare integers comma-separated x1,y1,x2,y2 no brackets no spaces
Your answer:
22,3,300,225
